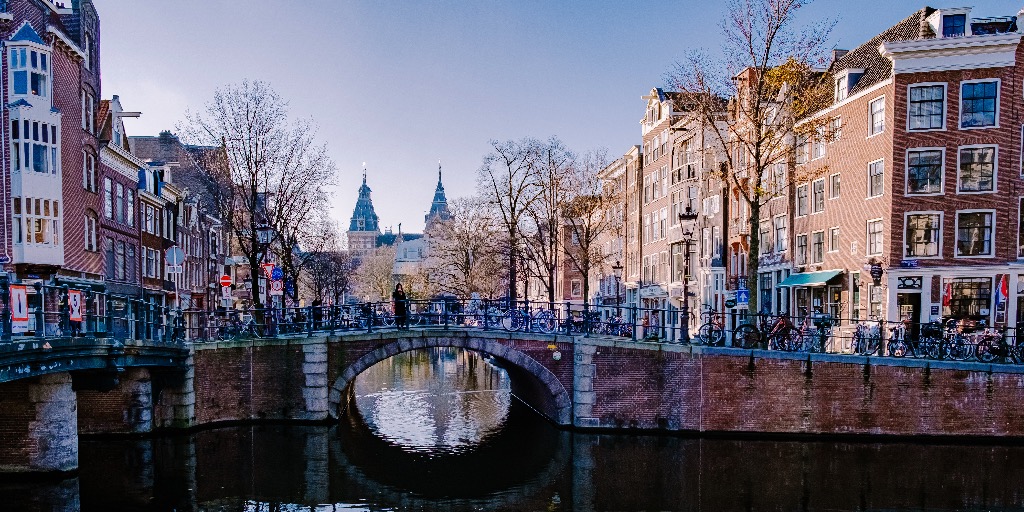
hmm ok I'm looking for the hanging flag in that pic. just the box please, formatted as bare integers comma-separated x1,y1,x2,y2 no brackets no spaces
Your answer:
995,274,1008,310
942,282,952,308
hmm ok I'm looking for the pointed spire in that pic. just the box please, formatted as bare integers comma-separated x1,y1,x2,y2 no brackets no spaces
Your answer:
349,164,380,233
426,161,452,226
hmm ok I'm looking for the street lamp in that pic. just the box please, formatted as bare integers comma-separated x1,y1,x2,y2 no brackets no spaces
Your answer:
678,206,699,343
611,260,623,315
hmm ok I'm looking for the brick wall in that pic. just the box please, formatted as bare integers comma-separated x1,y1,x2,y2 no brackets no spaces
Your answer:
76,367,152,434
0,372,78,472
582,341,1024,436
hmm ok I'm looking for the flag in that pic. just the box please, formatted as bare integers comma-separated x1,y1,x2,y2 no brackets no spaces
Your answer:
942,282,952,307
995,274,1008,309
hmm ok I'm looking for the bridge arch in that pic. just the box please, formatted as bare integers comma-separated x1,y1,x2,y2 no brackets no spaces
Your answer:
328,335,572,425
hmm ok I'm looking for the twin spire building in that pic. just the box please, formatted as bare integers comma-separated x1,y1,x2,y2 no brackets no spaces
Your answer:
346,164,451,259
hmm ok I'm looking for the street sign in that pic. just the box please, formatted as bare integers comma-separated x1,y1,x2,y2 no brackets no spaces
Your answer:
724,299,737,308
10,285,28,333
0,255,10,264
68,290,83,322
736,288,750,306
165,264,183,275
285,281,294,294
270,280,284,296
261,263,275,280
165,246,185,266
271,267,283,281
221,285,232,300
219,275,233,287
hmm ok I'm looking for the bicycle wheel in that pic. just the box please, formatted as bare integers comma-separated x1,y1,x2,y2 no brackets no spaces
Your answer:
923,337,942,359
533,310,556,334
501,310,521,331
975,338,998,363
949,337,973,361
888,338,908,358
732,324,760,349
695,322,718,345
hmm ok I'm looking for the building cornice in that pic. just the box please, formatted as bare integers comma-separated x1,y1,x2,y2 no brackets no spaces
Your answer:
46,26,85,61
100,145,142,182
880,33,1021,73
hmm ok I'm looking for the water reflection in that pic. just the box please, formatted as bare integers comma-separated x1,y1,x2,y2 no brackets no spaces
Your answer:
3,346,1024,510
352,347,511,455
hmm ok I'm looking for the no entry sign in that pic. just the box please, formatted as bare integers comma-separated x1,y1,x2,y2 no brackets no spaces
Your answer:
219,275,232,287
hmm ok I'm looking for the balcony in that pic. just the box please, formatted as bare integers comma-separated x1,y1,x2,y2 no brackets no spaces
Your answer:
13,242,62,267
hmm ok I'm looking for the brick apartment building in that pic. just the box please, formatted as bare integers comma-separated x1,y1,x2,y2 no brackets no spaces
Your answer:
786,5,1024,330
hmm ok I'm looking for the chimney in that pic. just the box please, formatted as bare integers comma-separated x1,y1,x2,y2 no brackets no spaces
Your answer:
831,49,849,63
919,11,936,39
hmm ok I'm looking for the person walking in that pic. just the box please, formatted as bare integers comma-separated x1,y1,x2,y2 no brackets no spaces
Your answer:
392,283,408,330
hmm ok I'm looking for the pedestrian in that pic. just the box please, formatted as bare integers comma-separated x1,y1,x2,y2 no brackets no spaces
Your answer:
392,283,408,330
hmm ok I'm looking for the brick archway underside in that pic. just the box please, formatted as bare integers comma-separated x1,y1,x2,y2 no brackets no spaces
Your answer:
328,336,571,425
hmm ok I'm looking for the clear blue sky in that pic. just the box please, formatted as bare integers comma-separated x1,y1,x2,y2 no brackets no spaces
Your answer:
95,0,1023,233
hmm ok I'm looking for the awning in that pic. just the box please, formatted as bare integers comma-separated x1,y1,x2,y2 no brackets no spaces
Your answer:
777,270,843,287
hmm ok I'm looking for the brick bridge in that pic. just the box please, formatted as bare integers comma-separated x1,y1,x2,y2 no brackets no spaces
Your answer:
2,327,1024,473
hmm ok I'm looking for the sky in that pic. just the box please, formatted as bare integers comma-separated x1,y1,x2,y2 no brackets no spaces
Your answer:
95,0,1024,234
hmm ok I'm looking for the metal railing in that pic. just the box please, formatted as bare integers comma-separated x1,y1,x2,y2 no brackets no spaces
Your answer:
3,286,1022,366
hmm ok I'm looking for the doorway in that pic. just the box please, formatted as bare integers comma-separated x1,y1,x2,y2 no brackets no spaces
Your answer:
897,293,922,341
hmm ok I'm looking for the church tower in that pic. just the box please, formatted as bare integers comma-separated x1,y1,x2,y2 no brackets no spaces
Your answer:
424,161,452,230
347,169,381,257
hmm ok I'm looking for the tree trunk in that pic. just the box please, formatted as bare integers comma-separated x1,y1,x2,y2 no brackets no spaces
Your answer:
746,200,760,314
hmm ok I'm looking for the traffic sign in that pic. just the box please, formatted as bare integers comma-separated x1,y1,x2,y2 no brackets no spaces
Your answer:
220,275,233,287
736,288,750,306
165,246,185,266
221,285,232,300
165,264,183,275
10,285,28,333
261,263,275,280
68,290,83,322
270,280,284,296
271,267,283,281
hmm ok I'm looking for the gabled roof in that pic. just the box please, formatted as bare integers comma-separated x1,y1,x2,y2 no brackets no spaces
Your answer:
11,22,45,45
95,99,111,139
829,7,936,95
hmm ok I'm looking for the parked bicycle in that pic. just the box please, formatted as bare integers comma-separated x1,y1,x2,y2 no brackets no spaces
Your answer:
696,307,725,346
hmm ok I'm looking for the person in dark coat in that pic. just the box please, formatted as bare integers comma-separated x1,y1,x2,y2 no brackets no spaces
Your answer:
392,283,408,330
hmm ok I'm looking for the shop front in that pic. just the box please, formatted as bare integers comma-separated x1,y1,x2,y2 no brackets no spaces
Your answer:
777,269,844,319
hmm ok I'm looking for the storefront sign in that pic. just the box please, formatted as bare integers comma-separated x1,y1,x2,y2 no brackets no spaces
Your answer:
10,285,28,333
759,253,787,267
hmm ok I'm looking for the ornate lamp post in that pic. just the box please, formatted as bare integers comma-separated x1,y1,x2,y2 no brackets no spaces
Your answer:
611,260,623,316
678,206,699,343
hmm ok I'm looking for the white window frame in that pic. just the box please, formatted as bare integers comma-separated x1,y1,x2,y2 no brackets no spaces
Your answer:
867,158,884,198
903,211,943,260
828,227,840,253
866,218,884,256
811,230,825,263
959,78,1000,130
773,214,787,253
905,147,945,196
811,178,825,213
954,209,996,259
828,173,841,199
867,95,885,137
906,82,947,132
796,184,809,217
8,41,52,101
956,144,998,195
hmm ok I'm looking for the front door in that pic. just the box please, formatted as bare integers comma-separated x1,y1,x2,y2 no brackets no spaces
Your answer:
897,293,922,341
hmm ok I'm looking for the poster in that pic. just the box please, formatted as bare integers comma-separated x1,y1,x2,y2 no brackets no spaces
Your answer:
10,285,28,333
68,290,83,322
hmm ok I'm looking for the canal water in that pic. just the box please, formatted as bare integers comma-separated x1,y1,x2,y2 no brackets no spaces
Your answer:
3,347,1024,511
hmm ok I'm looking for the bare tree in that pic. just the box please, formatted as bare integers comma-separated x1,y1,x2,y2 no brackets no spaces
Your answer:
561,149,616,304
666,0,834,313
425,197,506,298
182,80,336,311
303,221,352,304
352,245,396,302
477,139,543,303
523,137,575,308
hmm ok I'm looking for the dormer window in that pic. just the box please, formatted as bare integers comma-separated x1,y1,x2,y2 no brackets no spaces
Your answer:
832,69,864,103
10,46,49,98
942,14,966,37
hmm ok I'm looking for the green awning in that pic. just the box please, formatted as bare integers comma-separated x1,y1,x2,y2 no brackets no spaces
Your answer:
777,270,844,287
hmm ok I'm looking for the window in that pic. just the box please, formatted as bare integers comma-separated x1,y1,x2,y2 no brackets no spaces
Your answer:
812,126,825,160
1019,197,1024,258
115,241,125,280
834,76,848,102
759,222,771,255
13,119,58,175
830,117,842,142
829,173,840,199
829,227,840,253
17,197,60,246
907,149,943,194
866,219,883,255
82,151,96,191
10,46,49,98
960,81,998,129
80,90,95,133
956,210,994,257
12,198,21,243
868,97,885,136
571,279,581,298
84,212,97,251
773,216,787,253
811,231,824,263
103,177,113,218
772,162,786,196
126,245,136,281
868,159,884,197
908,84,945,130
905,213,941,257
851,273,862,321
942,13,966,37
811,179,825,213
796,185,808,216
795,234,808,265
869,285,883,319
126,190,134,227
115,183,124,224
958,146,996,193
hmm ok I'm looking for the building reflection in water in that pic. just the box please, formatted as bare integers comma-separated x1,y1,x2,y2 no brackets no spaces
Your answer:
3,347,1024,510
